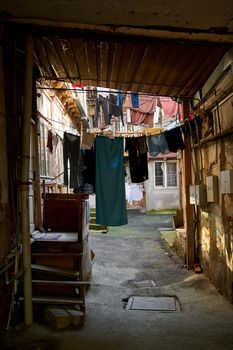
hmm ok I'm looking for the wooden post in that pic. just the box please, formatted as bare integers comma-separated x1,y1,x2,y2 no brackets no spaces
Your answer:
21,35,34,325
0,25,10,255
33,123,43,230
182,101,195,269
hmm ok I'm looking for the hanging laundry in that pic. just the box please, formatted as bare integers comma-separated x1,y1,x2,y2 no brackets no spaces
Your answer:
63,132,80,188
81,131,95,150
165,120,182,131
125,183,143,205
147,133,169,157
109,93,124,125
131,92,139,108
136,135,148,153
124,94,157,127
95,94,109,127
78,147,95,194
159,97,178,117
83,146,96,192
95,136,127,226
164,127,185,152
154,105,161,124
181,116,203,145
52,133,59,149
47,129,53,153
144,127,162,136
117,90,123,107
125,136,149,183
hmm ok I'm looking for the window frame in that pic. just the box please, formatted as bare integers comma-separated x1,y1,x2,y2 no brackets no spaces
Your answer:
38,120,53,179
154,159,178,189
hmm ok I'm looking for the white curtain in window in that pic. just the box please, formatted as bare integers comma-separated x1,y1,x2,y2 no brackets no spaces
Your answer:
167,162,177,187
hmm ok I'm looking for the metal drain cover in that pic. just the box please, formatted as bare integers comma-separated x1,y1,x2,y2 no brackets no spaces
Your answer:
127,296,177,312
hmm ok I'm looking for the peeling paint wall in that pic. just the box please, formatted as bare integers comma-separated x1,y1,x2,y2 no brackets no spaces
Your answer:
199,94,233,302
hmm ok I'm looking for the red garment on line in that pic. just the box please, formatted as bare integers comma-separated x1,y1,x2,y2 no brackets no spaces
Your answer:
124,94,157,127
125,94,179,126
159,97,178,117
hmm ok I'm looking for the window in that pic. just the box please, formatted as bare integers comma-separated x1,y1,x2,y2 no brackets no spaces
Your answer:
155,162,164,187
154,160,177,188
39,121,53,178
167,162,177,187
39,119,65,182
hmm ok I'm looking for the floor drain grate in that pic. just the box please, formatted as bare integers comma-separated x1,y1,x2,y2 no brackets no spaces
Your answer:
126,296,179,312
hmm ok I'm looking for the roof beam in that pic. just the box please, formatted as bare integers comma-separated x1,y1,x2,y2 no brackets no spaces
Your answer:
4,17,233,44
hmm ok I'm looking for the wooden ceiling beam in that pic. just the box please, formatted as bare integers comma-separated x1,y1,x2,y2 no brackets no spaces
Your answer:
5,17,233,44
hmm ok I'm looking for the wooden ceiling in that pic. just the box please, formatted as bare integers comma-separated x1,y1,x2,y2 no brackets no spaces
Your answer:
1,1,233,99
34,32,230,99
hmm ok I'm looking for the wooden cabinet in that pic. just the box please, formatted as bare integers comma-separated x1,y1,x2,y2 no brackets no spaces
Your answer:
31,193,92,312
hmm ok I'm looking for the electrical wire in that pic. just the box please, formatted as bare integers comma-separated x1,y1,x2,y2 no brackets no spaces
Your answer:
36,85,184,102
39,114,78,129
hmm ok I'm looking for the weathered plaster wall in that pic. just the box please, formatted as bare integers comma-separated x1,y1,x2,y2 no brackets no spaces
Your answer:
199,94,233,302
144,161,180,210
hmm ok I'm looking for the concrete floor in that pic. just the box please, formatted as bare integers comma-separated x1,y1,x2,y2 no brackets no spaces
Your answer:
1,209,233,350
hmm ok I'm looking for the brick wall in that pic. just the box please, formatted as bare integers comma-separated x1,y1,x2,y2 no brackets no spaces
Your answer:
173,229,186,263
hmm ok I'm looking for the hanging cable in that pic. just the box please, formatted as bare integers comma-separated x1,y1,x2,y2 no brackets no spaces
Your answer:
39,114,79,129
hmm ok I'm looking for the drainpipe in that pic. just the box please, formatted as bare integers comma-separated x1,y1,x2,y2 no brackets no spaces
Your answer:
21,35,34,325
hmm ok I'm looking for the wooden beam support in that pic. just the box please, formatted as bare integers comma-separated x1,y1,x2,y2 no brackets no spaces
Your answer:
182,101,195,269
4,18,233,44
0,25,10,257
32,280,90,287
21,34,34,326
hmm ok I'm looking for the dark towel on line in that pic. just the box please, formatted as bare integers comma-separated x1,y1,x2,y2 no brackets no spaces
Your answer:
95,94,109,127
47,129,53,153
164,127,185,152
109,93,124,125
95,136,127,226
125,137,148,183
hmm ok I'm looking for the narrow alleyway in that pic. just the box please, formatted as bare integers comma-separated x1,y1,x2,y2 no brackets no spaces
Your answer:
1,210,233,350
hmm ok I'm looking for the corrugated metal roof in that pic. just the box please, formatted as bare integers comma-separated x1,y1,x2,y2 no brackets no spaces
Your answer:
34,33,230,98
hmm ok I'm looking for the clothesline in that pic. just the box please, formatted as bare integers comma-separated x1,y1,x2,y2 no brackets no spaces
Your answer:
115,131,144,137
37,85,180,101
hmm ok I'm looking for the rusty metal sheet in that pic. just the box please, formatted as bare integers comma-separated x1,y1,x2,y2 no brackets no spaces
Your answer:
70,38,89,84
96,41,109,87
53,38,79,79
85,40,98,85
34,38,54,77
34,34,230,98
43,37,67,78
